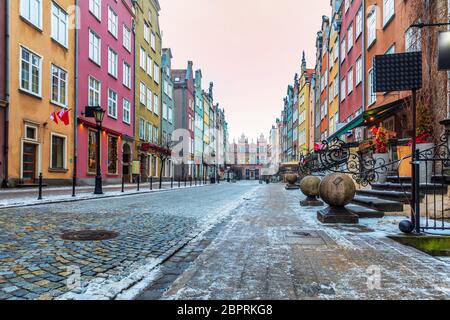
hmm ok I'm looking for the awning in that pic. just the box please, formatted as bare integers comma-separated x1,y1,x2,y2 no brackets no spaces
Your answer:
363,98,407,126
328,114,364,141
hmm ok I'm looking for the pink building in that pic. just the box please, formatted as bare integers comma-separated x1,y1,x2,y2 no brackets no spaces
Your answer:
336,0,365,142
77,0,135,185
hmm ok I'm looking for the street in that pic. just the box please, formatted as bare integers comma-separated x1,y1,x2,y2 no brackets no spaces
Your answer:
0,183,257,300
0,182,450,300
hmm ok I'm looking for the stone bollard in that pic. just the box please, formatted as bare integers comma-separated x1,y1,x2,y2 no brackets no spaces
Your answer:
299,176,324,207
317,173,358,224
285,173,299,190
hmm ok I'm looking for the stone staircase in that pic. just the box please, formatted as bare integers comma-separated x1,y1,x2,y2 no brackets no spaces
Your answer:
347,175,449,220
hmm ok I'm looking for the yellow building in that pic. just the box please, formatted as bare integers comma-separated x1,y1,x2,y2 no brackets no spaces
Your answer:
327,19,340,137
134,0,163,180
6,0,75,186
298,52,314,154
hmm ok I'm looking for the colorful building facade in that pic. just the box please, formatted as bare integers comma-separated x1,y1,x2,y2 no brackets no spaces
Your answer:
0,0,6,186
6,0,76,186
172,61,195,179
298,53,314,154
77,0,135,185
194,69,204,179
161,48,175,178
134,0,162,181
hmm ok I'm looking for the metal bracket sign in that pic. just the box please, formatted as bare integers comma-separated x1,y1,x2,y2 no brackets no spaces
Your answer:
374,52,422,92
438,31,450,71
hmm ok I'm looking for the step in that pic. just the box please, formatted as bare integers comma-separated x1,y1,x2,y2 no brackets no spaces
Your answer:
371,182,448,194
346,204,385,219
352,195,404,212
386,176,412,184
355,189,422,204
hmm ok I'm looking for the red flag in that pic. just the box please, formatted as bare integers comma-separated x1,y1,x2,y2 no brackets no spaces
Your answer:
50,112,58,124
57,108,71,126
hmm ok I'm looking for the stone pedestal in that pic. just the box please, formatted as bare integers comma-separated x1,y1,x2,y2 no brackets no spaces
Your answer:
300,195,324,207
317,206,359,224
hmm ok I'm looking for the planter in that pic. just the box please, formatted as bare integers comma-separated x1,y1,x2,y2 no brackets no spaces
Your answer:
373,153,389,183
417,143,435,184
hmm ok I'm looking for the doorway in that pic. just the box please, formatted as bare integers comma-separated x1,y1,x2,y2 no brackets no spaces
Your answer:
22,143,37,183
122,143,131,182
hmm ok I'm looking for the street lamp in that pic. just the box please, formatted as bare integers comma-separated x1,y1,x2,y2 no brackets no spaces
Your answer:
93,107,106,195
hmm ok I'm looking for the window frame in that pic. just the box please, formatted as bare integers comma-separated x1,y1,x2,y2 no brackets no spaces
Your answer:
50,132,67,170
19,46,42,97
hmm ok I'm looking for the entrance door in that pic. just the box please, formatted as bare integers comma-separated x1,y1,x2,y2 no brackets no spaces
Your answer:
23,143,37,183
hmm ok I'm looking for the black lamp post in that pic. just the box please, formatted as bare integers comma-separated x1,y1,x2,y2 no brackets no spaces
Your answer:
93,107,106,195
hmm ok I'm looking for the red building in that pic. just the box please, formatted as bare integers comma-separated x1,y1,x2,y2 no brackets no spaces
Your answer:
319,17,330,141
332,0,365,142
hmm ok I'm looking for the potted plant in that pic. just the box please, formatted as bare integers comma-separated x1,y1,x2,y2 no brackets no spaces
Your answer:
371,125,396,183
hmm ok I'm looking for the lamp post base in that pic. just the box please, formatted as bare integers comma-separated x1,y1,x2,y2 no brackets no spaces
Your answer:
94,176,103,195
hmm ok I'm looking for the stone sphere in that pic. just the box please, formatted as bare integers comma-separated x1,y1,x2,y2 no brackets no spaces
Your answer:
399,220,415,234
319,173,356,207
300,176,321,197
285,173,298,185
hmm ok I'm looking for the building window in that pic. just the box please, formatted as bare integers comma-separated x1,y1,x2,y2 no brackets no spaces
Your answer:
340,39,346,63
140,47,146,70
368,69,376,105
108,89,117,119
405,26,422,52
139,119,145,140
146,88,153,111
108,48,118,78
144,23,150,43
344,0,350,12
154,64,160,84
51,3,68,47
88,130,98,174
347,68,353,94
88,76,101,106
123,98,130,124
20,46,41,96
151,33,156,51
123,25,131,52
368,9,377,46
386,44,396,54
154,127,159,144
89,30,101,65
147,55,153,77
20,0,42,29
168,107,173,123
89,0,101,20
154,94,159,115
107,135,118,174
347,24,353,52
147,122,153,142
163,102,168,120
341,78,346,101
355,57,362,85
51,134,66,170
123,62,131,88
356,7,363,38
108,7,118,38
139,82,146,105
51,64,67,107
383,0,395,26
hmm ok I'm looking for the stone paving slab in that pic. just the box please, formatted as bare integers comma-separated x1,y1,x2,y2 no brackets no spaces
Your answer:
144,184,450,300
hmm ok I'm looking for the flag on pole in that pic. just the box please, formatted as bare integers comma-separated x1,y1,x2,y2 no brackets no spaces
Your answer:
50,112,59,124
57,108,71,126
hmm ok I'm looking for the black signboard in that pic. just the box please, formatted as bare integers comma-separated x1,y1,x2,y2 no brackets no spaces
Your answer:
374,52,422,92
438,31,450,71
84,106,98,118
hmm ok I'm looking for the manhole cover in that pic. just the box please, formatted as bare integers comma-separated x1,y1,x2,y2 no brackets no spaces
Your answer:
61,230,119,241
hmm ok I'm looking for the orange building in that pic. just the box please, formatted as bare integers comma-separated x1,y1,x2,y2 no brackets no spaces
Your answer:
5,0,75,186
364,0,418,139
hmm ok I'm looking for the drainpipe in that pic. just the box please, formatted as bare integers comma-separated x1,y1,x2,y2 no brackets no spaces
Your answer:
2,0,10,188
73,0,79,188
447,0,450,118
361,0,366,140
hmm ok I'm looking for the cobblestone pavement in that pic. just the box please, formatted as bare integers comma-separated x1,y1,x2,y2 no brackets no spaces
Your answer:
0,182,258,300
140,183,450,300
